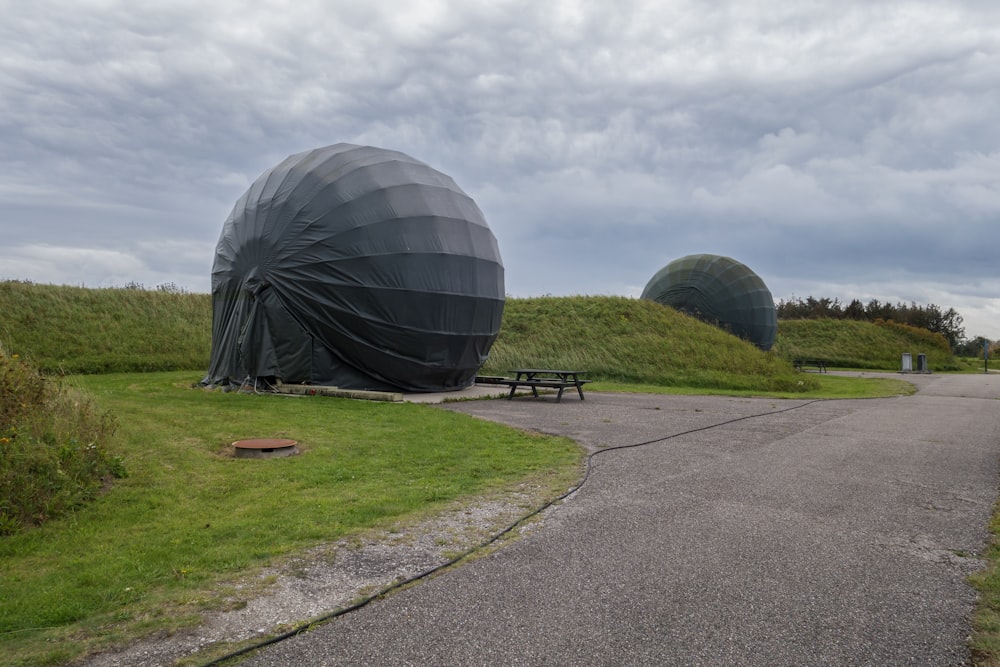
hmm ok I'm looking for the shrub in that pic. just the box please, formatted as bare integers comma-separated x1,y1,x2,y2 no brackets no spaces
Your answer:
0,345,125,535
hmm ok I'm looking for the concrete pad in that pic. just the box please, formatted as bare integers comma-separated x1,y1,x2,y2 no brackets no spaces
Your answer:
402,383,544,404
401,383,506,403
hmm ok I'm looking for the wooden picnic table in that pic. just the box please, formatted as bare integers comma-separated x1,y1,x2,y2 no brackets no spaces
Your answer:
500,369,590,402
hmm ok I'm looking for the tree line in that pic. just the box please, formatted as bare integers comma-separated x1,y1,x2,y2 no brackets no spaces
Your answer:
775,296,968,351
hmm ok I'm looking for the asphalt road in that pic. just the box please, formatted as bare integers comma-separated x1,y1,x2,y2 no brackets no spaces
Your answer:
242,372,1000,666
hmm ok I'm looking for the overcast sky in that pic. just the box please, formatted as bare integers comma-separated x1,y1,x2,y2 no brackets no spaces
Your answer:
2,0,998,339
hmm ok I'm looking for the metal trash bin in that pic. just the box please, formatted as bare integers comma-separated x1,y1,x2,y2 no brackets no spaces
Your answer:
901,353,913,372
916,353,928,373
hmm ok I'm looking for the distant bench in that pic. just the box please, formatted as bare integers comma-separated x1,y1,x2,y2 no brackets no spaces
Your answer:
498,369,591,402
793,359,828,373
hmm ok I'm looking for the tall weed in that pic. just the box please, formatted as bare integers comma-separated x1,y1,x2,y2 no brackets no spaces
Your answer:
0,345,124,535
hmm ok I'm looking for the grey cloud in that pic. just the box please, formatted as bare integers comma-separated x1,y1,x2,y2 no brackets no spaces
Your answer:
1,0,998,336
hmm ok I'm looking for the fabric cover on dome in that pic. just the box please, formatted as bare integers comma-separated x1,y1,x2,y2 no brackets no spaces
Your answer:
203,143,505,392
641,254,777,351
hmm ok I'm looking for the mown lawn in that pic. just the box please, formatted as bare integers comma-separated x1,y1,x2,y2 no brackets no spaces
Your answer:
0,371,583,666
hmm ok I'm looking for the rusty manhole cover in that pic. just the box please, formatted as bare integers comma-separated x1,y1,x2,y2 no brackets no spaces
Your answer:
232,438,298,459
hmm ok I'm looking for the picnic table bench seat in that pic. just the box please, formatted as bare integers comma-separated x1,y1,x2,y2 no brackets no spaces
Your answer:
498,369,590,402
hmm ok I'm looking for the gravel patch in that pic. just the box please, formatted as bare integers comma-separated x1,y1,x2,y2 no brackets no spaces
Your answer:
79,492,546,667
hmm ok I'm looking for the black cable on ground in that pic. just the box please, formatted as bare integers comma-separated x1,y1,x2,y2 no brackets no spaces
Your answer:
202,397,825,666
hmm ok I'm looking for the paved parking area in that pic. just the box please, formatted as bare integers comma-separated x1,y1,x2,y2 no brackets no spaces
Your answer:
245,372,1000,666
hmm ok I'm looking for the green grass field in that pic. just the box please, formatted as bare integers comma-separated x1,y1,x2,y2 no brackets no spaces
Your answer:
1,371,583,665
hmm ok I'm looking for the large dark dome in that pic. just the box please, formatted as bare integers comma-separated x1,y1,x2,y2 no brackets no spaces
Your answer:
641,254,777,351
204,143,505,392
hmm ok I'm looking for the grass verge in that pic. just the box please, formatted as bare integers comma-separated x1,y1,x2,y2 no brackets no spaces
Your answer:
971,504,1000,666
0,371,583,666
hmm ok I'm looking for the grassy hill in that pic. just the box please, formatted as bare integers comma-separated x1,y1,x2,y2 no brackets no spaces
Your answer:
481,296,809,392
0,283,810,392
0,281,211,373
0,281,957,385
774,318,958,371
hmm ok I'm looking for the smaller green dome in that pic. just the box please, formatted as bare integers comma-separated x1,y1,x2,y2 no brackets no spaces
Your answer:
641,254,777,351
